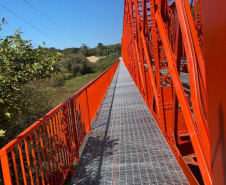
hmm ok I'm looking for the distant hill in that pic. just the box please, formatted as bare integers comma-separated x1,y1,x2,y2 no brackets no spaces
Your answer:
48,43,122,57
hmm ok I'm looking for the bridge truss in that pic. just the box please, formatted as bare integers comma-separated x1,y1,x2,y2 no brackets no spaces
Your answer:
122,0,211,184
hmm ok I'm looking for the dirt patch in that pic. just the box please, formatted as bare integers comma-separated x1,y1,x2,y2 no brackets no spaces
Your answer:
87,56,105,63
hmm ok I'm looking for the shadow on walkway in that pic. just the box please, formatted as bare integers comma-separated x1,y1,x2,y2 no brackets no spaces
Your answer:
70,69,119,185
71,135,118,185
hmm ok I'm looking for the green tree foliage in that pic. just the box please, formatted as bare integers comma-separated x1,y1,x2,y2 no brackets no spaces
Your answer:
97,43,103,47
0,79,58,183
79,44,89,56
63,47,80,55
61,43,122,57
60,43,122,77
0,20,61,135
97,42,104,48
102,43,121,56
63,53,95,76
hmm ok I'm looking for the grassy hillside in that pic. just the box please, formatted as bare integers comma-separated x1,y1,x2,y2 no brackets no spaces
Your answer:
52,53,120,106
52,72,101,106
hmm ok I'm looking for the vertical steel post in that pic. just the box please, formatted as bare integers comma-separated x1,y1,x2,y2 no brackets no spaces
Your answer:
63,105,74,175
70,100,80,162
0,151,12,185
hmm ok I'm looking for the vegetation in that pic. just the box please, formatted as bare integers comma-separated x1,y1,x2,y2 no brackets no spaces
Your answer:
61,43,121,57
95,53,121,71
52,72,101,106
49,42,121,78
0,19,121,184
0,41,120,140
51,53,120,106
0,20,121,135
62,53,95,76
0,19,61,137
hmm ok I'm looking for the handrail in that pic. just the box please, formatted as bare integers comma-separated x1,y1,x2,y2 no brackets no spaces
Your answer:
0,60,120,185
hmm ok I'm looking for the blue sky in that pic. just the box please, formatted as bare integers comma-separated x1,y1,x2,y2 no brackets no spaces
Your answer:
0,0,124,49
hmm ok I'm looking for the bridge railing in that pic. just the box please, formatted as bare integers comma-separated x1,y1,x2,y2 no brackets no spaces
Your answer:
0,60,120,185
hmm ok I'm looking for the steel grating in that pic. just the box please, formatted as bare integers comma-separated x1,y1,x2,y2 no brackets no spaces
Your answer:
70,61,188,185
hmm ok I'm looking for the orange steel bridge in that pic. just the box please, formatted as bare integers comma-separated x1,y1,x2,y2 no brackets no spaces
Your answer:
1,0,226,184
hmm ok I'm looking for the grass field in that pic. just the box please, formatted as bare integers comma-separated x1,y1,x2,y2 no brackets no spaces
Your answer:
52,54,120,107
52,72,101,107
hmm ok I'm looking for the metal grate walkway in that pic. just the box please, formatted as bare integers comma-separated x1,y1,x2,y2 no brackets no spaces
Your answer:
70,61,188,185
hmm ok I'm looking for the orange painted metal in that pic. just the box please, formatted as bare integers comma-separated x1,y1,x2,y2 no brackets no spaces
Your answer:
0,60,119,185
122,0,211,184
202,0,226,185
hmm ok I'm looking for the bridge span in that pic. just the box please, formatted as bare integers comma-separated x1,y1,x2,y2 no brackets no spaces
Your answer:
70,61,188,185
1,0,226,184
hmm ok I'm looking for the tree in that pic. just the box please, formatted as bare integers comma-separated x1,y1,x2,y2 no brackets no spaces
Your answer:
97,43,104,48
64,53,94,76
0,20,61,136
63,47,80,55
79,44,89,56
95,47,102,56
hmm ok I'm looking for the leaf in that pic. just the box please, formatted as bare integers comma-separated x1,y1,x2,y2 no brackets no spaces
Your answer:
0,99,4,104
5,113,11,119
0,129,6,137
13,87,20,91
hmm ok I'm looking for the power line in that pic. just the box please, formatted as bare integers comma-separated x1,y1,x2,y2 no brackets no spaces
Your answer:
23,0,84,44
0,3,66,48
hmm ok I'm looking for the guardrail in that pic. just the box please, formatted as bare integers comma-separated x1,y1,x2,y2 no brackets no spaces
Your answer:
0,60,120,185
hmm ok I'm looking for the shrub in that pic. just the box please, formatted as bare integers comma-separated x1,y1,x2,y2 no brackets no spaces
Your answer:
0,80,55,148
62,53,95,76
0,28,61,134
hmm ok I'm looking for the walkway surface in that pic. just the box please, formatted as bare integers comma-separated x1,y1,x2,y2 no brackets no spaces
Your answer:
70,61,188,185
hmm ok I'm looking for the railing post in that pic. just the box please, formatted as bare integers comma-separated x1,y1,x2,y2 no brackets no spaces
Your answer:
85,89,91,134
0,150,12,185
108,67,110,84
70,100,79,162
63,105,74,175
70,100,80,163
94,82,98,118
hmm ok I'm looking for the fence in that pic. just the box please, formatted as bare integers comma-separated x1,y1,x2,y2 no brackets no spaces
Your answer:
0,60,120,185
